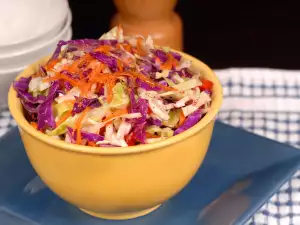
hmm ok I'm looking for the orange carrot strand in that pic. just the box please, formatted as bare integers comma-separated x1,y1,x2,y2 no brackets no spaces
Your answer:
87,141,96,147
146,133,160,139
74,107,91,145
30,122,38,129
103,108,128,122
106,78,115,103
93,45,111,53
45,74,79,86
45,59,60,70
56,110,73,127
117,59,123,72
178,110,186,127
160,53,174,70
136,37,147,56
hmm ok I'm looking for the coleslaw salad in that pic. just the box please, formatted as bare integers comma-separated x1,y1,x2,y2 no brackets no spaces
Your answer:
13,27,214,148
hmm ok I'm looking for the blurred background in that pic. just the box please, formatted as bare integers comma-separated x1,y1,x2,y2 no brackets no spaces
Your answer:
69,0,300,69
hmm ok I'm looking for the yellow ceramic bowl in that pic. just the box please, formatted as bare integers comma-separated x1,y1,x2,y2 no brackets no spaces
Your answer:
8,52,222,220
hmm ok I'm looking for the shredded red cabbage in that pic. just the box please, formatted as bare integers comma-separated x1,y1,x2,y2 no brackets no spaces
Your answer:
64,81,72,91
37,99,56,130
129,91,148,124
51,39,105,60
136,79,161,91
132,121,147,143
146,117,162,126
37,82,59,130
170,51,181,61
128,90,148,143
90,51,117,71
21,100,39,114
72,98,101,115
68,127,104,142
138,61,156,75
61,70,80,80
13,77,46,104
174,110,202,135
151,49,168,63
13,27,214,147
179,68,193,78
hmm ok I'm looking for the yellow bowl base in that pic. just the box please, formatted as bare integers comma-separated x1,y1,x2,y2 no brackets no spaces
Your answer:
80,204,161,220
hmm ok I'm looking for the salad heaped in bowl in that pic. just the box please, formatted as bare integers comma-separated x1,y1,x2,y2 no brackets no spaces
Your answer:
13,27,213,148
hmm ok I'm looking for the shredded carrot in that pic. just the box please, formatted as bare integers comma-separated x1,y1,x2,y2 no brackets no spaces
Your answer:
87,141,96,147
160,53,174,70
131,72,176,91
99,63,106,72
86,59,101,71
136,37,147,56
154,57,161,64
103,108,128,122
106,78,115,103
32,32,183,142
122,57,134,66
93,71,175,91
30,122,38,129
90,72,138,103
67,54,94,79
117,59,123,72
32,71,41,78
146,133,160,139
79,82,92,97
56,110,72,127
74,107,91,145
116,42,132,55
105,121,113,126
45,73,93,96
116,43,130,52
45,61,175,96
116,43,122,49
178,110,186,127
88,63,104,80
45,59,59,70
122,43,132,52
90,72,134,83
93,45,111,53
45,74,79,86
89,74,110,83
68,59,82,73
172,55,179,67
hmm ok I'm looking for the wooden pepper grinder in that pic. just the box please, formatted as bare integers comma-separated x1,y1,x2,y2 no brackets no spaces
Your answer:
111,0,183,51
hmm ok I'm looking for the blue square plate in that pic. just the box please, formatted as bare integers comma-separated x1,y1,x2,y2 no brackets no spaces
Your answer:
1,121,300,225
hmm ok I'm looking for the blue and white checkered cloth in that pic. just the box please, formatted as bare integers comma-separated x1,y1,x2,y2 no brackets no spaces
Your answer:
215,68,300,225
0,68,300,224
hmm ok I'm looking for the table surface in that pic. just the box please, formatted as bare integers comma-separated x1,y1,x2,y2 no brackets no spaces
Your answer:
2,67,300,225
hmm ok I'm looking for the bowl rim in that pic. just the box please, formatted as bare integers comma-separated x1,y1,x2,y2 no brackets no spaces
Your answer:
8,51,223,155
0,9,72,59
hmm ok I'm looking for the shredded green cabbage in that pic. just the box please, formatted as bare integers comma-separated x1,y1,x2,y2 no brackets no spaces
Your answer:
46,115,77,136
110,82,129,109
162,109,180,128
